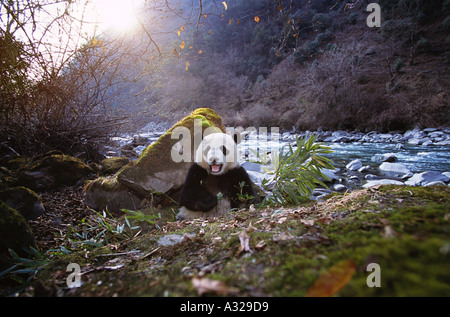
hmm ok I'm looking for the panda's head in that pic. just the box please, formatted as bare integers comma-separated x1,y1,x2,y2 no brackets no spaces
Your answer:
195,133,239,175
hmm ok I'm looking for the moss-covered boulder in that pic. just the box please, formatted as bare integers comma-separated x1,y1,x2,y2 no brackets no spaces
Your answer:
19,154,93,190
0,201,36,271
6,156,31,170
83,176,143,212
99,157,129,175
0,187,45,220
84,108,225,212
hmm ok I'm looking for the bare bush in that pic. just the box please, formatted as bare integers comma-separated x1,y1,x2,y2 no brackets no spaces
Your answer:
0,1,158,158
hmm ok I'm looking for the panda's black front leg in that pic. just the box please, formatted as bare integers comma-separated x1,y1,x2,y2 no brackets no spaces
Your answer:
179,163,217,212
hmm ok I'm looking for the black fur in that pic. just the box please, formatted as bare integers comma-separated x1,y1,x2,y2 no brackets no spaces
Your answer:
178,163,257,213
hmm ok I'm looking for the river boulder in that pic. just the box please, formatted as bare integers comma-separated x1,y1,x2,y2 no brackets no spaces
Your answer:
379,162,412,176
84,108,226,212
362,179,404,188
404,171,449,186
346,159,363,171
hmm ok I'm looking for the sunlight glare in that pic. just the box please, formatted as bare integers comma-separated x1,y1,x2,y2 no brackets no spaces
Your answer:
94,0,143,33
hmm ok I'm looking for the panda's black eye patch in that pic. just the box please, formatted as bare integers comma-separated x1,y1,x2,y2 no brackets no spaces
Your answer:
220,146,229,156
203,146,210,156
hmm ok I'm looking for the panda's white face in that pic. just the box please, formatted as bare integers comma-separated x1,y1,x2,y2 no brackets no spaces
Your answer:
195,133,239,175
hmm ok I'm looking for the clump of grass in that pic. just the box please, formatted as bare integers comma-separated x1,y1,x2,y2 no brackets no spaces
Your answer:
253,134,335,205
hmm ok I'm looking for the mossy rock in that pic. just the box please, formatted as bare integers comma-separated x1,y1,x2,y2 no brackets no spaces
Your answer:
0,166,15,189
83,176,143,212
0,201,36,271
19,154,93,190
6,156,31,170
84,108,225,212
0,187,45,220
99,157,129,175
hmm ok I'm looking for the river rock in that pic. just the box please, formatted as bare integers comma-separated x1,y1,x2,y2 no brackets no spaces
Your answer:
358,166,370,172
333,184,347,192
346,159,363,171
241,161,262,173
379,162,411,176
319,168,340,182
404,171,449,186
371,153,397,163
84,108,226,212
404,127,426,140
407,138,422,145
362,179,404,188
424,181,446,186
157,233,196,246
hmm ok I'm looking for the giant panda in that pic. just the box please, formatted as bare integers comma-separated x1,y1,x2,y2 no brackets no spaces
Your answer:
177,132,257,220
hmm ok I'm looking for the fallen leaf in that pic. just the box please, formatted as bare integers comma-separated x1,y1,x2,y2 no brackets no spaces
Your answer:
382,225,398,238
103,264,125,271
180,41,185,50
273,233,295,242
185,61,190,71
222,1,227,10
300,219,315,226
254,16,260,23
235,230,252,257
255,240,266,250
192,277,233,296
306,260,357,297
239,230,251,253
317,216,332,225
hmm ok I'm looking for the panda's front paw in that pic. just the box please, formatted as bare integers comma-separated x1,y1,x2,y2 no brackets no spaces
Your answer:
200,194,217,211
176,214,185,221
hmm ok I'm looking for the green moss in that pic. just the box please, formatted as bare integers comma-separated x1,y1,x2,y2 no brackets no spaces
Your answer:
0,201,37,270
0,167,15,189
23,154,93,188
84,176,122,192
6,156,30,170
100,157,129,175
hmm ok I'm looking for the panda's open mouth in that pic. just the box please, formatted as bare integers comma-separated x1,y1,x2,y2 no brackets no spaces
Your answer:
210,164,223,174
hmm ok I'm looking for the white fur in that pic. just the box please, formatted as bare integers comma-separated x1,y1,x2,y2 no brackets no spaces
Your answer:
178,198,231,219
195,133,239,175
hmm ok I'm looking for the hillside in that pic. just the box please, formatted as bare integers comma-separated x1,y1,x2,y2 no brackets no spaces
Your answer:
159,0,450,132
117,0,449,133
